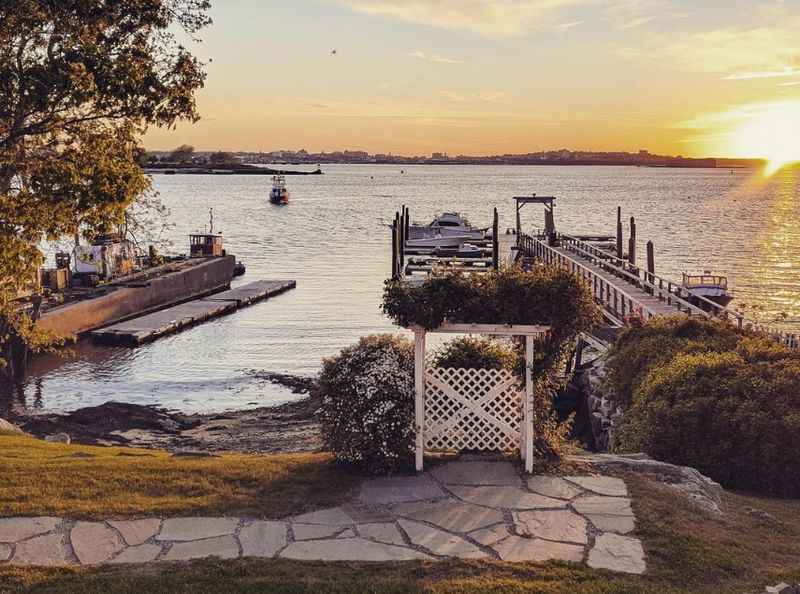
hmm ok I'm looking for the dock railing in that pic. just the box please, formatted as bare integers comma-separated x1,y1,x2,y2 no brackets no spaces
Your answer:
518,232,800,348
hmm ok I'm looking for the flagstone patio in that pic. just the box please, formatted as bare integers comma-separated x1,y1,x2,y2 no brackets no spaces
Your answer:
0,460,645,574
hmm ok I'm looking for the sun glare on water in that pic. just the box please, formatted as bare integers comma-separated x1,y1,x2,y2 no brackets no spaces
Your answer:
729,100,800,175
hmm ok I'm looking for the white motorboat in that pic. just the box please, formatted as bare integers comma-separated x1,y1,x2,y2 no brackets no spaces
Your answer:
682,271,733,308
408,212,486,241
269,175,290,204
406,234,475,248
433,243,485,259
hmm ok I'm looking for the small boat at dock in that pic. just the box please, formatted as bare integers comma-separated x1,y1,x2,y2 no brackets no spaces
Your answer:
269,175,290,205
405,212,486,248
682,271,733,308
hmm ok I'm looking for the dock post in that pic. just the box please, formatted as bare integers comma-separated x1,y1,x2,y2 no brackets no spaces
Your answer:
646,241,655,288
628,217,636,266
391,214,399,279
616,207,623,259
399,206,406,269
492,207,500,270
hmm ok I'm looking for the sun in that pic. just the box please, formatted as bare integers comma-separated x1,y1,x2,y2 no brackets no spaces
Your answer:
727,100,800,175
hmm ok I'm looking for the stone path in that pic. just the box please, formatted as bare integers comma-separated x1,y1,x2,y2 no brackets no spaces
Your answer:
0,461,645,574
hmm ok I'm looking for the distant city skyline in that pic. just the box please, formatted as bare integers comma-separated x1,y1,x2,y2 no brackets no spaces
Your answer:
144,0,800,169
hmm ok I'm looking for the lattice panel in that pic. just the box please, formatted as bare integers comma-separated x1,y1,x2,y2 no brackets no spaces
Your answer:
424,367,523,452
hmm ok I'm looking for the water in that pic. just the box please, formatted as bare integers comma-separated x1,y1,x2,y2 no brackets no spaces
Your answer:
4,165,800,415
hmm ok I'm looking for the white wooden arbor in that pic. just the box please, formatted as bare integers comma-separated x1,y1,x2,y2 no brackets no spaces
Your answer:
412,322,551,473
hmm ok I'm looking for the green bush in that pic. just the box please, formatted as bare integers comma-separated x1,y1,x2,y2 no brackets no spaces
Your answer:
432,337,521,373
609,316,800,496
316,335,415,475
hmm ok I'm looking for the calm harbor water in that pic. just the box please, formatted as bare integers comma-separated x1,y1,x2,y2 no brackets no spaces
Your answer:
4,164,800,415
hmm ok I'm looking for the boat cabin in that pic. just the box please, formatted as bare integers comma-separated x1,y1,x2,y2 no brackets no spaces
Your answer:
189,233,224,257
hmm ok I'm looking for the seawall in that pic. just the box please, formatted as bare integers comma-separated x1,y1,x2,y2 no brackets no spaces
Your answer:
37,256,236,339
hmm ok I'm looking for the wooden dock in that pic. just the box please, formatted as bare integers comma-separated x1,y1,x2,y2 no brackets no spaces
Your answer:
91,280,296,346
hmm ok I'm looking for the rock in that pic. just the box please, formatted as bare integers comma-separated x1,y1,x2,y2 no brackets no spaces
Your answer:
393,500,503,533
0,418,23,434
527,476,584,500
564,476,628,497
337,528,356,539
359,475,446,505
747,507,778,523
280,537,431,561
156,517,239,541
397,519,487,559
11,533,70,566
290,507,354,526
108,519,162,546
430,461,521,486
514,509,588,544
108,544,162,564
447,486,566,510
0,543,11,561
492,536,584,563
239,521,286,558
357,523,406,546
569,453,724,515
765,584,797,594
70,522,124,565
293,524,341,541
587,533,646,575
0,517,61,543
44,433,70,444
162,536,240,561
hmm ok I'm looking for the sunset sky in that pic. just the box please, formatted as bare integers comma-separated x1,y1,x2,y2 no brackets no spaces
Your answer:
144,0,800,160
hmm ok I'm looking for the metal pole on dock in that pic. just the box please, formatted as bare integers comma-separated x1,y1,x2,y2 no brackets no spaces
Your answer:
492,207,500,270
616,207,623,260
646,241,655,285
628,217,636,266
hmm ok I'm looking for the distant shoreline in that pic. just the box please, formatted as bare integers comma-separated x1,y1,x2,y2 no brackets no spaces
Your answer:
144,163,323,175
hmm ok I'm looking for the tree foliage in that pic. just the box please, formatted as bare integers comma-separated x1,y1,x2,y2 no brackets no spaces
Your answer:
168,144,196,163
0,0,211,374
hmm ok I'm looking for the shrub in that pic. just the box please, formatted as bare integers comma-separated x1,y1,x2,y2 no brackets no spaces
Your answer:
316,335,415,475
615,349,800,497
432,336,521,373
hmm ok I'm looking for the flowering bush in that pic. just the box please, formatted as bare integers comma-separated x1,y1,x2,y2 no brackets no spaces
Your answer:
316,334,415,474
432,336,521,373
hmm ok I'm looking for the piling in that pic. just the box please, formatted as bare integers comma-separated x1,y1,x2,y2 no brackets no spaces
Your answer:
646,241,655,285
391,216,398,279
492,208,500,270
628,217,636,266
616,207,623,259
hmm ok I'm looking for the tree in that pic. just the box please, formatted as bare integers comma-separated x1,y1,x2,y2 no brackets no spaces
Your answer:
168,144,196,163
0,0,211,381
209,151,237,165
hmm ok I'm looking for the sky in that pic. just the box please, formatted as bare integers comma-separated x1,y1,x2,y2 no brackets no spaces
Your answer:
144,0,800,160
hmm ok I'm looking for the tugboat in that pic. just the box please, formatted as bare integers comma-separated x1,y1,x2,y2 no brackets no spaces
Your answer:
269,175,290,205
682,271,733,309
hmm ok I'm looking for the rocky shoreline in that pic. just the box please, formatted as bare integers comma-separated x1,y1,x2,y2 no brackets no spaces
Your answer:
4,373,322,454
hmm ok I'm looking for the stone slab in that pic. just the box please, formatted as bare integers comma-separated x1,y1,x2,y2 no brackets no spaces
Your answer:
357,523,406,546
398,519,488,559
572,496,633,517
280,537,431,561
290,507,354,526
360,475,446,505
156,517,239,542
162,536,240,561
469,525,512,547
394,500,503,533
11,533,69,566
71,522,124,565
527,476,584,500
239,521,286,558
109,544,162,564
337,529,356,538
587,533,646,574
293,524,341,541
449,486,566,510
514,510,588,545
0,543,11,562
0,517,61,543
109,519,162,546
566,476,628,497
431,461,521,486
492,536,585,563
585,514,636,534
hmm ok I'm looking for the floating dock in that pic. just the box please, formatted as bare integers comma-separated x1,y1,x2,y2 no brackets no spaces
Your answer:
90,280,296,346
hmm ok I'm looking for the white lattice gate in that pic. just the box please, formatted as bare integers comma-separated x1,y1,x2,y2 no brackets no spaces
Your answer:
425,367,522,452
412,323,551,473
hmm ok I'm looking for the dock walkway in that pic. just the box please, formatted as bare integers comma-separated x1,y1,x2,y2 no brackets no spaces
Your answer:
91,280,295,346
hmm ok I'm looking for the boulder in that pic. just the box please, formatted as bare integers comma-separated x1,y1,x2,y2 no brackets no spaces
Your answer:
44,433,71,444
0,418,23,435
568,453,724,515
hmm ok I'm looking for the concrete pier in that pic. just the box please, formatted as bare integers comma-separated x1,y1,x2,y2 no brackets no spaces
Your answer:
90,280,295,346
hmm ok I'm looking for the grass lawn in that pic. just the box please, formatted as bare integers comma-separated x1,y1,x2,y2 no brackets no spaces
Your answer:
0,432,360,519
2,433,800,593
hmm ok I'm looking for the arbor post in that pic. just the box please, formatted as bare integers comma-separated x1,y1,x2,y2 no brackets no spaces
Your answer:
414,327,426,472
